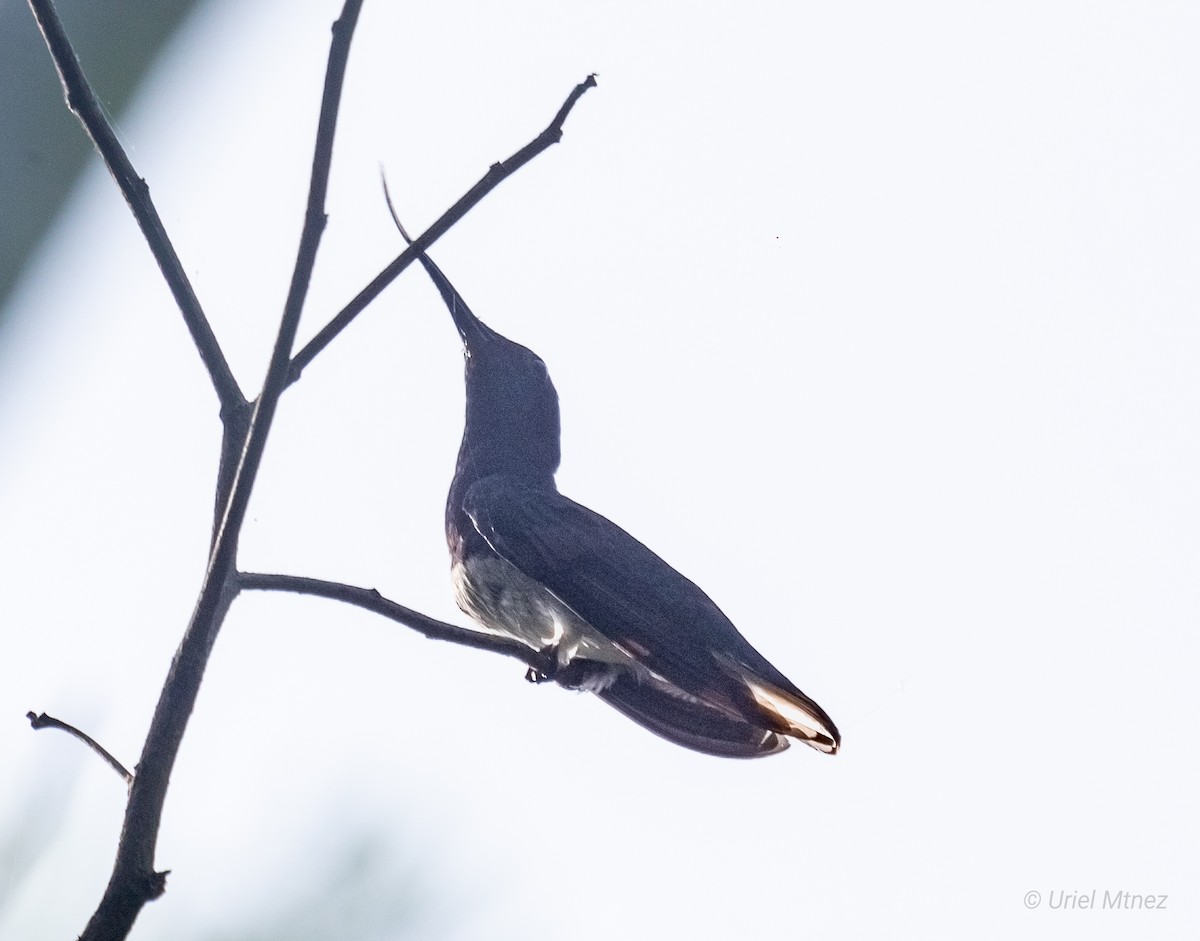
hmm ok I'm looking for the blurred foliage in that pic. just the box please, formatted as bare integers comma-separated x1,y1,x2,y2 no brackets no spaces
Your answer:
0,755,83,916
0,0,205,328
2,796,447,940
201,824,445,941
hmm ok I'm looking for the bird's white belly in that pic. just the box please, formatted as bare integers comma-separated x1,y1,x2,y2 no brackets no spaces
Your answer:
451,555,640,685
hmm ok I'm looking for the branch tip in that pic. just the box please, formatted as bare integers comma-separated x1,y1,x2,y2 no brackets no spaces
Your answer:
288,71,597,383
27,710,134,784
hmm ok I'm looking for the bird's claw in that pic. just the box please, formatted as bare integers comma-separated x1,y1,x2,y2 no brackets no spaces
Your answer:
524,646,611,691
525,645,560,684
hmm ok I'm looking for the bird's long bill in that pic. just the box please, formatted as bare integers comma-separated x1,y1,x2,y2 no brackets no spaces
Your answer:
380,190,494,347
412,252,495,348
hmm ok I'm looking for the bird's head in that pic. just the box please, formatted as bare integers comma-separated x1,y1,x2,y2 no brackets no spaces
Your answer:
378,196,562,481
454,299,562,480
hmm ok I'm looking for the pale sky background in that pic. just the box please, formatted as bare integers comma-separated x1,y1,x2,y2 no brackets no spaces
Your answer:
1,1,1197,939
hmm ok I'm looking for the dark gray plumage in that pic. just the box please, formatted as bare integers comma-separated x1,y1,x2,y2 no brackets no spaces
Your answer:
398,220,839,758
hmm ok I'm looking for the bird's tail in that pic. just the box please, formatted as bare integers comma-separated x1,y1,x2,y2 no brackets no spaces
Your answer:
717,654,841,754
597,677,790,759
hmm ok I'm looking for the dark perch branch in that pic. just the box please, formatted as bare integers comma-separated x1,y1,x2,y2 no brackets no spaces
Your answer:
26,711,134,784
238,572,539,667
26,0,245,414
72,5,365,940
286,73,597,386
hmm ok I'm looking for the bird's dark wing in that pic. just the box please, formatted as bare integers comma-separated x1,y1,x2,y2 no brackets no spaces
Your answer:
462,474,840,754
595,674,790,758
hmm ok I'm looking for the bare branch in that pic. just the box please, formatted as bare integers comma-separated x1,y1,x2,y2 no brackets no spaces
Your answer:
26,0,245,414
75,5,365,939
238,572,539,666
26,711,134,784
286,73,598,386
28,4,591,938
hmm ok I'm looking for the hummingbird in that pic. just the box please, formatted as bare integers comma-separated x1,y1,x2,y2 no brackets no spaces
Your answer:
393,220,840,758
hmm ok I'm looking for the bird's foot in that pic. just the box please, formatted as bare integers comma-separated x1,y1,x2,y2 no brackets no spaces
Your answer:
524,647,613,691
525,644,560,684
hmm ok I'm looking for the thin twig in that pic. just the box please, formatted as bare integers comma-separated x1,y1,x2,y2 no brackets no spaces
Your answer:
238,572,539,667
26,711,134,784
287,73,597,386
208,0,364,564
26,0,245,414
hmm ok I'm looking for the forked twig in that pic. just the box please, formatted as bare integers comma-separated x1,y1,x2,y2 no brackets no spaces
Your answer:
66,5,367,939
25,2,596,938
